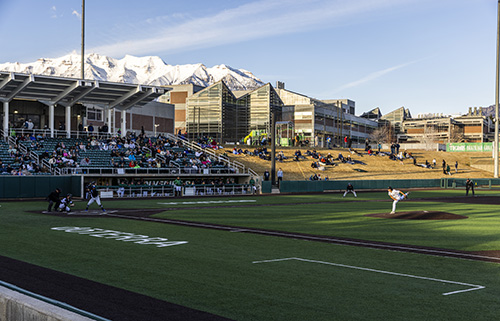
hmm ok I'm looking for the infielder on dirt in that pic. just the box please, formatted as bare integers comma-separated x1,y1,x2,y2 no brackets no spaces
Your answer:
387,186,409,214
85,182,106,212
343,183,357,198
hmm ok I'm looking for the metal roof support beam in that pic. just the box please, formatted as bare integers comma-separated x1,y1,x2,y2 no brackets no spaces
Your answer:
109,85,143,109
60,81,98,107
6,74,34,101
117,87,156,111
52,80,82,105
0,73,14,92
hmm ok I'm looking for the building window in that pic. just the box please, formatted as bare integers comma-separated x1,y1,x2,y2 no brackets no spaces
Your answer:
87,109,103,121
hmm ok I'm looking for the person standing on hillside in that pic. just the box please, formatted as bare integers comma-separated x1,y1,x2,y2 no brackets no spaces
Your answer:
455,161,458,173
442,160,447,174
387,186,409,214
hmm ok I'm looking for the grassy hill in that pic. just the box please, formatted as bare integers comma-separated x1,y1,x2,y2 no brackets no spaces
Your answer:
219,146,495,181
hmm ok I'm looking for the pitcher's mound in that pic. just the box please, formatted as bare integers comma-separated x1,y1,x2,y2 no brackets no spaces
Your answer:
366,211,468,220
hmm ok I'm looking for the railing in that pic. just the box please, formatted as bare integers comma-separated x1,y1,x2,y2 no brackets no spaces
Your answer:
166,132,250,174
17,141,28,155
8,135,15,147
99,183,256,198
156,153,166,163
9,127,116,139
58,166,239,176
30,150,40,165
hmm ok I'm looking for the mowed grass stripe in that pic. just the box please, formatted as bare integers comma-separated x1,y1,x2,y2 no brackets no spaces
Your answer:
0,210,499,321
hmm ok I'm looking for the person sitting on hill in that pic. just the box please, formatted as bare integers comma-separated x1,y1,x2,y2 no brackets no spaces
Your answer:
338,153,345,162
294,150,305,161
309,173,319,180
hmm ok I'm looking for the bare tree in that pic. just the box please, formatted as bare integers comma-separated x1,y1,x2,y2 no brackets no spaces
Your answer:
420,125,439,150
370,124,395,144
449,125,465,143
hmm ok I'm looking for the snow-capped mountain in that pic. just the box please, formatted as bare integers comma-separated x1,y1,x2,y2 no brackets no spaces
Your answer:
0,52,265,91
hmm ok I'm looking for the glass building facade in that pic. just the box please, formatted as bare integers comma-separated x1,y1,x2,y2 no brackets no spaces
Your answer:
186,81,246,142
186,82,283,143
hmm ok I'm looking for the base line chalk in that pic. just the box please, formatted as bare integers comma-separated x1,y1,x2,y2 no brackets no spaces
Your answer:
252,257,485,296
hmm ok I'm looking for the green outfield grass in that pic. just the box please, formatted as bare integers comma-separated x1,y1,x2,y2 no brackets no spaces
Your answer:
0,190,499,320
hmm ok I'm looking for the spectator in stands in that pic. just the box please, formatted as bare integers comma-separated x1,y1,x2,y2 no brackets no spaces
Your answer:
80,157,91,167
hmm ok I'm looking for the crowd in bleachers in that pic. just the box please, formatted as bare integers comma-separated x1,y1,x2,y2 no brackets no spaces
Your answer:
0,139,44,175
1,131,231,174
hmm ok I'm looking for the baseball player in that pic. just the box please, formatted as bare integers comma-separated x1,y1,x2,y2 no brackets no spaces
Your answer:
85,182,106,212
465,178,475,196
58,194,74,212
387,186,409,214
343,183,357,198
173,177,183,197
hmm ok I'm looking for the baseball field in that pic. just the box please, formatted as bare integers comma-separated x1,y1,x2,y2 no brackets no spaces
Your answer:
1,189,500,320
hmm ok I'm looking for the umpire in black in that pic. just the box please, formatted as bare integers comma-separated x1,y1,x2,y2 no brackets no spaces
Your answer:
47,188,61,211
465,178,475,196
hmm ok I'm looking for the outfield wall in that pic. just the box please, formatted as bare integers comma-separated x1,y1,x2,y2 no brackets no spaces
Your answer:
262,178,500,194
278,179,441,193
0,285,93,321
0,176,81,199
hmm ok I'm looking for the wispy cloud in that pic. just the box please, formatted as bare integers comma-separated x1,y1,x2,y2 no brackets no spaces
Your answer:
50,6,58,19
90,0,417,57
331,60,421,94
72,10,81,19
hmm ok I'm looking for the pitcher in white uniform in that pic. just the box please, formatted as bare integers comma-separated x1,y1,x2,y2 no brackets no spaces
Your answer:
387,186,409,214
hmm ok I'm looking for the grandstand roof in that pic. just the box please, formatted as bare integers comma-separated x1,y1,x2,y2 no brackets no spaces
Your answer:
0,71,169,110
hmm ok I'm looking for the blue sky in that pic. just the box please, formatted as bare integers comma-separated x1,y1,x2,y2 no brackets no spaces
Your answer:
0,0,496,116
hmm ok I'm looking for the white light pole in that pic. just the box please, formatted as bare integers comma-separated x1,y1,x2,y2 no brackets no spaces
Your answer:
495,0,500,178
81,0,85,80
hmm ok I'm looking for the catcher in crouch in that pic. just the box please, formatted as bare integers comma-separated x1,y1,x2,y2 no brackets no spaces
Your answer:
58,193,75,212
387,186,409,214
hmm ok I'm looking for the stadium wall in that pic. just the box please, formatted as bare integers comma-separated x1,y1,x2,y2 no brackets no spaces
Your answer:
0,284,94,321
276,178,500,193
0,176,82,199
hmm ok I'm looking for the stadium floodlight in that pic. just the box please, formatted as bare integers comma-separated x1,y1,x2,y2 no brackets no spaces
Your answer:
81,0,85,80
495,0,499,178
